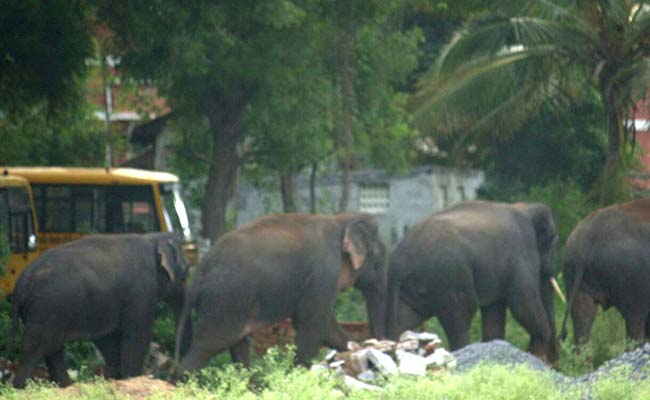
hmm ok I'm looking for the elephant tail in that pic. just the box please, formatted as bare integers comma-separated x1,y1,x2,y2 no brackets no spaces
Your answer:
5,296,20,358
174,284,194,370
559,263,584,342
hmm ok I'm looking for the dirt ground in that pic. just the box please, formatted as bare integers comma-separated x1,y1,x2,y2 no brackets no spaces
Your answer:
59,376,176,399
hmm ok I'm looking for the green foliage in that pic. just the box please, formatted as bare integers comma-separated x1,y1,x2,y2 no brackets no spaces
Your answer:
152,304,177,355
334,288,368,322
0,0,94,116
414,0,650,205
0,103,104,166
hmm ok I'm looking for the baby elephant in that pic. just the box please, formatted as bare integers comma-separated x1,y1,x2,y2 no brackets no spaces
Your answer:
7,233,189,388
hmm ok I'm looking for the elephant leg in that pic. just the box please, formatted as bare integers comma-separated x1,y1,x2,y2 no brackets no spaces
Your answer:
437,307,474,351
392,298,426,339
322,314,350,351
94,331,122,379
623,311,645,342
292,319,322,366
571,291,597,347
45,347,72,387
508,291,552,362
177,309,249,375
13,326,61,388
481,302,506,341
13,351,43,389
229,337,251,367
119,308,154,378
435,285,478,351
291,295,328,365
645,311,650,341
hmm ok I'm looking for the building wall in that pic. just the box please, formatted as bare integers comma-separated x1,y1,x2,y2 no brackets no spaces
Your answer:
235,166,484,248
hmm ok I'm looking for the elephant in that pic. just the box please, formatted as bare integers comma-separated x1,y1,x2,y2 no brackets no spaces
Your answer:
174,213,387,375
386,201,563,364
7,233,189,388
560,198,650,346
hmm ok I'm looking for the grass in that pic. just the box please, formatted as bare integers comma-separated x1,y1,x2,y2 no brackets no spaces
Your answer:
2,348,650,399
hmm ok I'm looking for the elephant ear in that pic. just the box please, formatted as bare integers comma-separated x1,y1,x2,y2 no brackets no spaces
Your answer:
343,221,369,271
528,204,557,253
157,238,177,283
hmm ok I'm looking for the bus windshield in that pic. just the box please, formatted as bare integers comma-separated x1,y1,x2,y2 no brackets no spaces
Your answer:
159,183,192,242
0,187,37,253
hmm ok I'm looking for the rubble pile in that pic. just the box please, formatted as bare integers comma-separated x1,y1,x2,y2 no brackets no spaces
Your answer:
314,331,457,390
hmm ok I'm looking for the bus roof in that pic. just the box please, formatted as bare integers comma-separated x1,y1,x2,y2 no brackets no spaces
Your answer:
1,167,179,185
0,174,31,188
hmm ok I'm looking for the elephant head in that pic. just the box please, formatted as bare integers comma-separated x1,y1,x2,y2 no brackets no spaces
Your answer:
153,233,189,293
150,233,192,354
340,217,387,339
519,203,561,364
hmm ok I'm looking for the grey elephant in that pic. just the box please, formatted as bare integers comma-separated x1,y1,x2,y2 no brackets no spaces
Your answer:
7,233,189,388
174,213,386,375
386,201,563,364
560,198,650,346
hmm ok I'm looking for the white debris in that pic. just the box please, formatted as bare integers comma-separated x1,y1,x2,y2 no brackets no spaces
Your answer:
349,349,369,374
344,375,382,391
316,330,456,391
396,350,427,376
357,369,377,382
425,348,456,369
366,348,399,375
399,330,442,345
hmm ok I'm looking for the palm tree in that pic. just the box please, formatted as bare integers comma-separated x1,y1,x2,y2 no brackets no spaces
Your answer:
413,0,650,204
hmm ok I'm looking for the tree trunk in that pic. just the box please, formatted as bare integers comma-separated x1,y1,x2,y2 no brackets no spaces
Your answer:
338,36,355,213
280,168,296,213
309,162,317,213
597,88,628,205
101,49,113,168
200,88,251,242
201,134,239,242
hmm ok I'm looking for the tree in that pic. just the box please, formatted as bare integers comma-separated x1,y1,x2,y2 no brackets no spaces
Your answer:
0,0,97,165
0,0,94,115
100,0,421,237
322,1,422,211
99,0,321,241
413,0,650,204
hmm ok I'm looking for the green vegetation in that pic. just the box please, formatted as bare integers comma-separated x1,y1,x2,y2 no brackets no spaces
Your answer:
414,0,650,205
2,348,650,399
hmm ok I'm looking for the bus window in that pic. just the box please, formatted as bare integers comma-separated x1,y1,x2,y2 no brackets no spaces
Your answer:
42,186,72,232
1,187,36,253
107,186,159,233
33,184,159,234
159,183,192,241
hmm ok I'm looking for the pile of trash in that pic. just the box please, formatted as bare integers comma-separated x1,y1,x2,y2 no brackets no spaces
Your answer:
313,331,456,390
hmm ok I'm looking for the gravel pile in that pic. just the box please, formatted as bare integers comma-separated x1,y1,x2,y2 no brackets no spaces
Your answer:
452,340,568,384
453,340,650,387
577,343,650,384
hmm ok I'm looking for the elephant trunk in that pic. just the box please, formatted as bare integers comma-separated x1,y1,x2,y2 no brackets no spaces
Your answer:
559,263,584,342
356,263,387,339
168,285,192,366
360,283,386,339
541,275,559,365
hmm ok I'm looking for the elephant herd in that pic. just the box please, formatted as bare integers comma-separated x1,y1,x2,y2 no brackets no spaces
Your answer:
6,198,650,388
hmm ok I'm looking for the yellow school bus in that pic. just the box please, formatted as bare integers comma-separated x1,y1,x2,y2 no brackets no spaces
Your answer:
1,167,197,293
0,174,39,294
